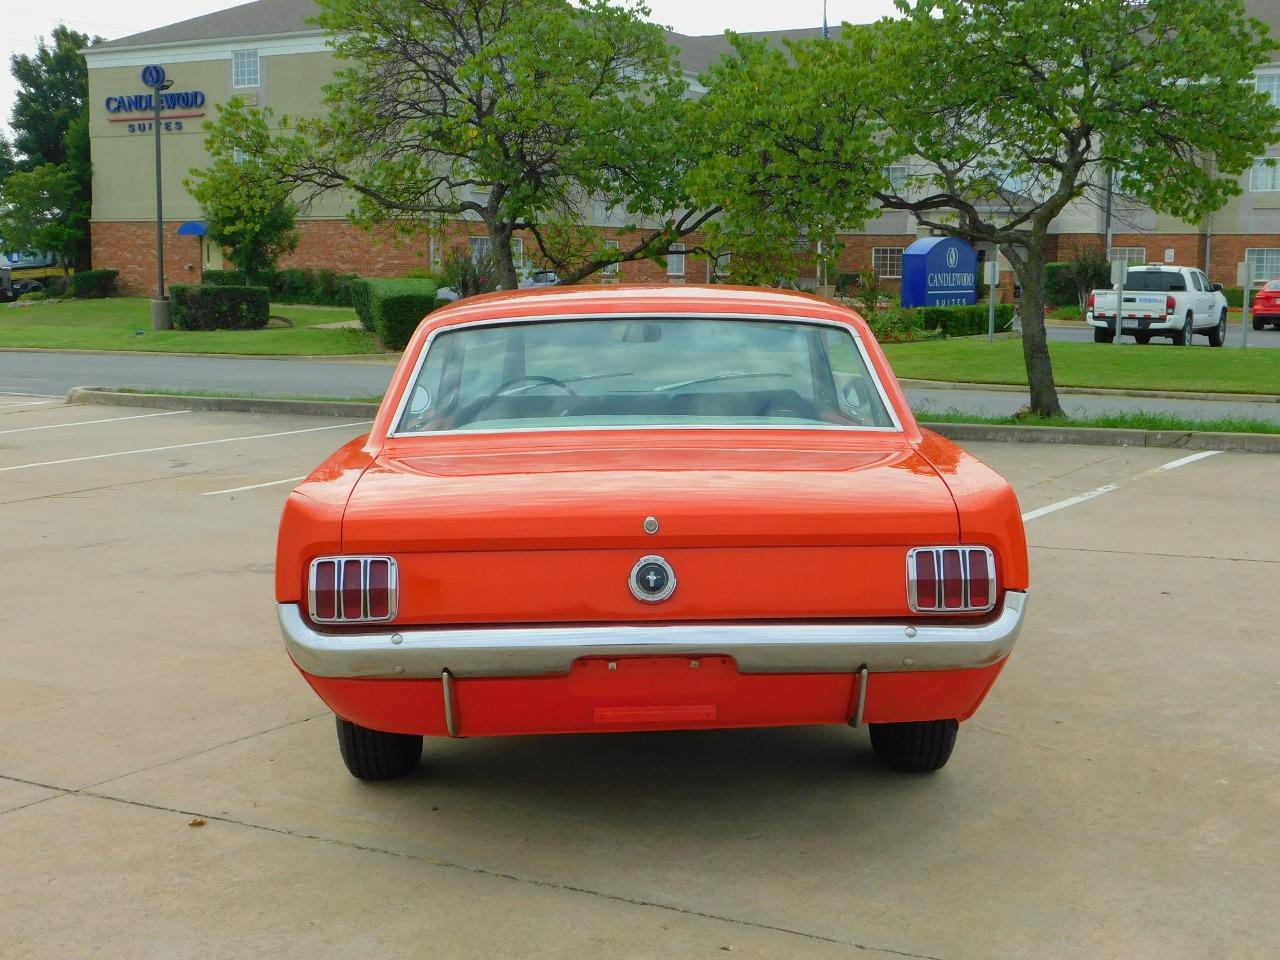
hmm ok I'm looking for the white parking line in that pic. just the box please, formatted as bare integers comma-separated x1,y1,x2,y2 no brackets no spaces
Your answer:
1022,450,1222,522
203,475,308,496
0,421,371,473
0,410,189,435
0,400,58,409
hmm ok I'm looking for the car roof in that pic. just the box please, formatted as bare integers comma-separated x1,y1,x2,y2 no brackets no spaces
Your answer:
422,284,867,333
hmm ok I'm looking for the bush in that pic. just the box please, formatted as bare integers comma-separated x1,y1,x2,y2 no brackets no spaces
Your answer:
913,303,1014,337
351,278,375,331
1043,262,1076,308
368,278,440,350
201,269,247,286
1225,287,1244,308
170,284,270,331
68,269,118,298
17,290,45,302
43,276,68,298
261,267,359,306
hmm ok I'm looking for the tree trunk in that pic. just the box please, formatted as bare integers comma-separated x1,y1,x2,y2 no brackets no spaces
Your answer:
488,221,520,291
1007,236,1064,418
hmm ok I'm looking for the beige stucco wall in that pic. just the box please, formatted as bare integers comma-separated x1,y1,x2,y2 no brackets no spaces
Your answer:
88,48,352,222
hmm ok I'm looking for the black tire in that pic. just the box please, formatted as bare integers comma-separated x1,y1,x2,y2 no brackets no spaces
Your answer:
1173,313,1193,346
335,716,422,780
1093,327,1114,344
1254,315,1265,331
869,719,959,772
1208,310,1227,347
1133,333,1151,345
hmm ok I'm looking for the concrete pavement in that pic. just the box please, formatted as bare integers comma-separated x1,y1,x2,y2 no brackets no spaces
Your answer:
1049,319,1280,348
2,398,1279,958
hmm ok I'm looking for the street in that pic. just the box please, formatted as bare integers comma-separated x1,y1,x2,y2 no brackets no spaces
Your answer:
2,395,1278,958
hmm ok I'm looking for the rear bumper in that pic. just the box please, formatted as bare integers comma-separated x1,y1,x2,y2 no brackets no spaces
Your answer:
278,591,1027,680
1088,315,1179,332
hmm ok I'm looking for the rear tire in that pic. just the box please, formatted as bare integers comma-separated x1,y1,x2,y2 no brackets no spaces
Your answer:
1173,313,1193,346
1093,327,1114,344
1208,310,1227,348
1254,315,1266,331
1133,333,1151,345
336,716,422,781
869,719,959,772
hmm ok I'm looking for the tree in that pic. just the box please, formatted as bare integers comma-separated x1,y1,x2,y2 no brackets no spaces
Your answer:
871,0,1280,415
204,0,715,289
0,137,15,185
9,26,96,169
0,163,85,277
697,0,1280,415
187,157,299,283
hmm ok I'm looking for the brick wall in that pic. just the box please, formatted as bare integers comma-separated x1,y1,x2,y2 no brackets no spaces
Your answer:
91,220,206,296
1111,232,1206,273
1208,234,1280,286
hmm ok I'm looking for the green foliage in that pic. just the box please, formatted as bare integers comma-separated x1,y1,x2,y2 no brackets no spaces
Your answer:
1043,263,1076,308
0,137,14,184
17,290,45,302
914,304,1014,338
201,269,247,286
202,0,703,287
351,279,375,332
68,269,118,298
441,250,499,299
368,279,440,350
865,307,935,343
9,26,97,169
0,163,87,273
170,285,270,331
186,156,299,283
852,268,884,320
1225,288,1245,308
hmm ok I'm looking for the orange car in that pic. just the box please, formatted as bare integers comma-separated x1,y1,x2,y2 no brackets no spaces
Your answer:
276,286,1028,780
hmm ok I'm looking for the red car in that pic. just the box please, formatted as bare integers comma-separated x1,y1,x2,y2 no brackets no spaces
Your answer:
1253,279,1280,329
276,286,1028,780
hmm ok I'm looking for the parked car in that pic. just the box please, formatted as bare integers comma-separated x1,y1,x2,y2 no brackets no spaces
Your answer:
1087,264,1228,346
519,269,560,288
1251,279,1280,330
276,286,1029,780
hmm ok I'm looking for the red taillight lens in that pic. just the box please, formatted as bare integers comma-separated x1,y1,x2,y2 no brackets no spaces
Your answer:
312,559,337,620
1088,292,1095,309
1166,295,1176,314
908,547,997,613
308,557,397,623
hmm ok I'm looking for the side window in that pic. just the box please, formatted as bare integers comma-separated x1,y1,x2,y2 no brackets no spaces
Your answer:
1189,272,1202,292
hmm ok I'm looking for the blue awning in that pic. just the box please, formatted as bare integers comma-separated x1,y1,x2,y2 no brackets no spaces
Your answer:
177,221,206,237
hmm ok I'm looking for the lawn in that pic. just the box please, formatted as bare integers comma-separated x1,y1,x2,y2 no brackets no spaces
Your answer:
915,408,1280,435
0,297,387,356
882,338,1280,396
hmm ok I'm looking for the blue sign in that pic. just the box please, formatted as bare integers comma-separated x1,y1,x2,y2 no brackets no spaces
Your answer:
900,237,978,308
141,64,167,89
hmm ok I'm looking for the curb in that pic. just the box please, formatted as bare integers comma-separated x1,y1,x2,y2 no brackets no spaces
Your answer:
0,346,399,363
66,388,380,419
921,421,1280,453
900,378,1280,404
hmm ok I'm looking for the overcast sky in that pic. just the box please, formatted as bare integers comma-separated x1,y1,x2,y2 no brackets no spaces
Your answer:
1,0,899,145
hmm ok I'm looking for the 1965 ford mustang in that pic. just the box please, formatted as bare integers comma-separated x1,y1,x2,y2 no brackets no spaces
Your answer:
276,285,1028,780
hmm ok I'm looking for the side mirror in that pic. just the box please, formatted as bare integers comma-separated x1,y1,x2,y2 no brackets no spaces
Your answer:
1211,282,1224,292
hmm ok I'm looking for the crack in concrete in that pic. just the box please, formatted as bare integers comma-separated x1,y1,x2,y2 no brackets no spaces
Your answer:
1029,543,1280,565
0,768,947,959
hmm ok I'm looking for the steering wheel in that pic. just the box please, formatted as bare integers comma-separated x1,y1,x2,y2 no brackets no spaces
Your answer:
473,374,579,422
489,375,578,398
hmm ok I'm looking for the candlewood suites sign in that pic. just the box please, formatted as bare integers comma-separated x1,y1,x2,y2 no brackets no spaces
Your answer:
104,67,206,134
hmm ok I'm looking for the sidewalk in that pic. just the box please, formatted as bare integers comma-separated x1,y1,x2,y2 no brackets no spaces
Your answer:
907,384,1280,424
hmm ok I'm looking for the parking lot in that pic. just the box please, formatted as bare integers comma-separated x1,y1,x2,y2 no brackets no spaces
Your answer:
2,393,1278,959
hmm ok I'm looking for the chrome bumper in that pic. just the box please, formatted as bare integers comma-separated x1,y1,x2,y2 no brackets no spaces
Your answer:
278,592,1027,680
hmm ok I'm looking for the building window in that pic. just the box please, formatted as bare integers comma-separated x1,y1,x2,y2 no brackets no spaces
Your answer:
1257,73,1280,106
883,164,908,193
429,236,442,271
667,242,685,278
1246,248,1280,283
871,247,903,279
1106,246,1147,265
602,239,620,276
712,251,731,281
1250,159,1280,192
232,50,260,88
231,148,249,164
469,236,492,264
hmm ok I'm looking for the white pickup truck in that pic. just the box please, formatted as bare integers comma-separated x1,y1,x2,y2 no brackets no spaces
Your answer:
1086,265,1228,346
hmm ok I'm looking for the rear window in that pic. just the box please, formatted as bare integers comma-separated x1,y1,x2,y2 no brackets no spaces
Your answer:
395,317,897,433
1123,270,1187,292
1263,280,1280,291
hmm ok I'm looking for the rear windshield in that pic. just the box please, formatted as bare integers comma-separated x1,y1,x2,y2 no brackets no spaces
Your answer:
1123,270,1186,292
395,317,896,433
1263,280,1280,291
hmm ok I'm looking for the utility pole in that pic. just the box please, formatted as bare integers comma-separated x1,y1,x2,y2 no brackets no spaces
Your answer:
143,65,174,330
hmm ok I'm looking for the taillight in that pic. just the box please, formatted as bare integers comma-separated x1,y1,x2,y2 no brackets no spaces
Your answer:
1087,292,1095,309
1166,295,1176,315
907,547,997,613
308,556,397,623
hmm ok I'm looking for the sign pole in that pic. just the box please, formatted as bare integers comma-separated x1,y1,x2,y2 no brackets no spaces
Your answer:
1111,259,1127,346
986,259,999,343
144,65,174,331
1244,273,1252,350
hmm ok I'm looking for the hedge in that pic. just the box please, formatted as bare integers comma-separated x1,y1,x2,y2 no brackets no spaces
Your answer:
68,269,118,298
170,285,270,331
351,278,375,332
1043,262,1077,308
368,278,440,350
200,267,358,305
913,303,1014,337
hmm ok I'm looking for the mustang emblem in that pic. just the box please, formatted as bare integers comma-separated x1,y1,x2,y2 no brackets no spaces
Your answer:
629,555,676,603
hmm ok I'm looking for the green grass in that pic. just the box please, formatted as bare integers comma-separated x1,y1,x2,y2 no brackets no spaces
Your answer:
916,408,1280,435
883,338,1280,396
113,387,384,403
0,297,387,356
